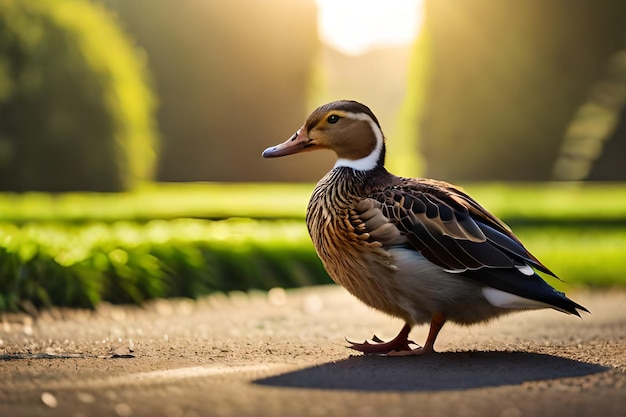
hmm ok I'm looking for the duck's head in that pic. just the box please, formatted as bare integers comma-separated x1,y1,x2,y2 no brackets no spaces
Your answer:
262,100,385,171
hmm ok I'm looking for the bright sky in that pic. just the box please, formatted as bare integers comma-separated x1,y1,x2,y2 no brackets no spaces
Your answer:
315,0,424,55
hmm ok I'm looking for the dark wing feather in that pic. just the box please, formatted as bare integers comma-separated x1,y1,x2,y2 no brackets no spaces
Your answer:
477,221,555,276
367,181,555,276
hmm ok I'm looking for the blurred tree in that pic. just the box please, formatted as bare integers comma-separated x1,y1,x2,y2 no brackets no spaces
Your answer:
0,0,158,191
554,48,626,181
587,104,626,180
103,0,324,182
420,0,626,181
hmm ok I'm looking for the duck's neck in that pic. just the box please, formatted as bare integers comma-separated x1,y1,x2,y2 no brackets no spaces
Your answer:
318,164,392,199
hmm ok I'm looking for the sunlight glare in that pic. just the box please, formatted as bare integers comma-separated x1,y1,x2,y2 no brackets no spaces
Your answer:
316,0,423,56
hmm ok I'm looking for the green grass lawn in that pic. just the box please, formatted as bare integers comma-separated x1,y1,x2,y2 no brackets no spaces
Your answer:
0,182,312,223
0,182,624,311
2,181,625,223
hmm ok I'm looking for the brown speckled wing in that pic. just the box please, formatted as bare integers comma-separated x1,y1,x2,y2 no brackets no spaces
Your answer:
359,181,556,277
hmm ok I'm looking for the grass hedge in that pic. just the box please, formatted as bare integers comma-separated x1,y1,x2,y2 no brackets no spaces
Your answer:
0,219,330,311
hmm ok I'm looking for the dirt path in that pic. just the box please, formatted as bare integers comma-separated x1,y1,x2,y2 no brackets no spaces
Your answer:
1,285,625,417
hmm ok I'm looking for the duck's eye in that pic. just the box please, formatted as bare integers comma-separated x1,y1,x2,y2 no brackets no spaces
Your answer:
327,114,340,124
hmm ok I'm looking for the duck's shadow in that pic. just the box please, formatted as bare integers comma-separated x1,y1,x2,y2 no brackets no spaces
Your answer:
254,351,609,392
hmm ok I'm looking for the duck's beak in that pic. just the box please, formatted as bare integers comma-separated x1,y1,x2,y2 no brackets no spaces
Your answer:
262,127,318,158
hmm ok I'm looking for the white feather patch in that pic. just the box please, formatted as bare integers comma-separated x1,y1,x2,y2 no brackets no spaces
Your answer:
334,153,380,171
333,112,384,171
516,264,535,276
482,287,553,310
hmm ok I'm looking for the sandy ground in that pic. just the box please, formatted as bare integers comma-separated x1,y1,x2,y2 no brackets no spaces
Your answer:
0,285,625,417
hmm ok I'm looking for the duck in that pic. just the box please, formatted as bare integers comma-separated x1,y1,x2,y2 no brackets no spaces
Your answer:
262,100,589,356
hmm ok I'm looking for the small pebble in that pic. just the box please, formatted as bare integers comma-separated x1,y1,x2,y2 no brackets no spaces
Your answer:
41,392,58,408
268,287,287,306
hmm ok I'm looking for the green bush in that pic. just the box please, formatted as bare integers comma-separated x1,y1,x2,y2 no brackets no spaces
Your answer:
0,219,331,311
0,0,158,191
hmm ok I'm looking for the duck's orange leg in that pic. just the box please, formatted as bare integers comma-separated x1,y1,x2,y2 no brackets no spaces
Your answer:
387,313,446,356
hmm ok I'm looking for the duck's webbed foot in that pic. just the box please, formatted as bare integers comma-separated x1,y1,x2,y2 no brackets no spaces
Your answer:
347,313,446,356
346,323,418,355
